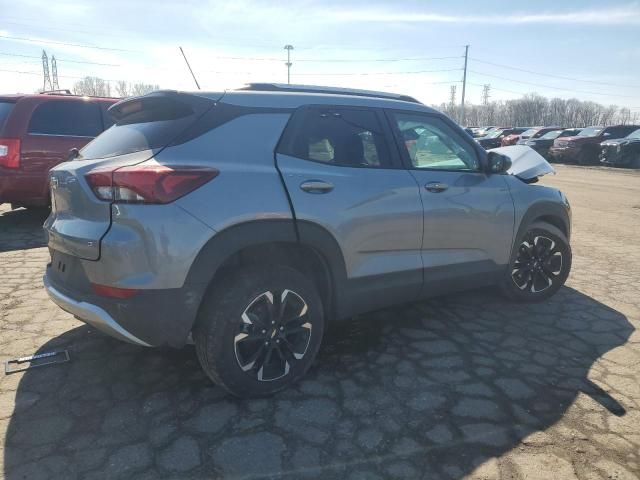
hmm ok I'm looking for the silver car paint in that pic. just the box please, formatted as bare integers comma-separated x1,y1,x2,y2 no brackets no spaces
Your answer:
276,153,423,279
45,150,156,260
408,169,514,268
172,113,294,232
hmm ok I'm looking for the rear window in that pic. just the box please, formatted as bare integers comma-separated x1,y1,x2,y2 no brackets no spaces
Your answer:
80,97,205,159
0,102,15,133
28,100,103,137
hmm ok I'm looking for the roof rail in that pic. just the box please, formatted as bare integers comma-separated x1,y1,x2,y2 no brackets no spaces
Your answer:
41,89,73,95
239,83,421,104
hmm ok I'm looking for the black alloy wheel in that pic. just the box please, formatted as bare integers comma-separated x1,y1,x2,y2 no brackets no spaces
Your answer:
234,289,312,382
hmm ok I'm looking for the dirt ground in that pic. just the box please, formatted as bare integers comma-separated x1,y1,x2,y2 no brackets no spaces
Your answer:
0,164,639,479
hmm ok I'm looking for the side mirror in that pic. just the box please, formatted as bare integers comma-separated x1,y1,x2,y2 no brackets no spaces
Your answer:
487,151,512,174
603,132,611,137
67,148,80,162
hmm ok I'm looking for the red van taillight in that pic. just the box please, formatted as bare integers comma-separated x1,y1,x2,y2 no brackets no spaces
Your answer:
0,138,21,169
85,163,218,204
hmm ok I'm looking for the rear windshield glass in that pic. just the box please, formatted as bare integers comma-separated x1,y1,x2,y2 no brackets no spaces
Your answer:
80,99,202,159
0,102,15,133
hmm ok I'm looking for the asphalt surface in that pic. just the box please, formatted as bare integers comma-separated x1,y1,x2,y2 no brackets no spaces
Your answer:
1,164,639,479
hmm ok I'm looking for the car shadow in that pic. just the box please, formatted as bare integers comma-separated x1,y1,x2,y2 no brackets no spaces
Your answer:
0,207,48,253
2,286,633,479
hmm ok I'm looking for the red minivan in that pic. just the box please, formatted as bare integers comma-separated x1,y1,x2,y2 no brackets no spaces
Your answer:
0,92,117,208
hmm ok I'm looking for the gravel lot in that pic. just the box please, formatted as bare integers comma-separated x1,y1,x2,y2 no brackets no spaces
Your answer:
1,164,639,479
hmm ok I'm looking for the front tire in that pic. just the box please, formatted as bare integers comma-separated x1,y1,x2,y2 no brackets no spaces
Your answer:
194,265,324,397
501,222,572,302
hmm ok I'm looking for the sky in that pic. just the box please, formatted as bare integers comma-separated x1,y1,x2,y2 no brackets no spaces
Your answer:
0,0,639,113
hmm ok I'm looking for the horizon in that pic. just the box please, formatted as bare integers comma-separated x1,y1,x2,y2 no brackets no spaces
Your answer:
0,0,639,114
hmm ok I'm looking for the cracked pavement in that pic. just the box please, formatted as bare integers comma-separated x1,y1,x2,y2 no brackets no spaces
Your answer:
1,164,639,479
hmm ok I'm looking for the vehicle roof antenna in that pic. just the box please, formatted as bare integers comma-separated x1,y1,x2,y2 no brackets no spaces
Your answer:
179,46,201,90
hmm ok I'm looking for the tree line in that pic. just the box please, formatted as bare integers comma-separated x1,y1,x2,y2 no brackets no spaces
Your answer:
71,76,639,127
437,93,639,127
71,76,159,98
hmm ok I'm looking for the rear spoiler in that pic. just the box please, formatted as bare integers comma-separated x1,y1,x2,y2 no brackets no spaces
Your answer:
108,91,221,125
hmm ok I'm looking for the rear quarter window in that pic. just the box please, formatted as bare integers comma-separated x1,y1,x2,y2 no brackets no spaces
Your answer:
28,100,103,137
0,102,15,133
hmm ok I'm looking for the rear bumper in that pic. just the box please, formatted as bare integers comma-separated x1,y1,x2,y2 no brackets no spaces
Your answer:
44,273,152,347
43,262,205,348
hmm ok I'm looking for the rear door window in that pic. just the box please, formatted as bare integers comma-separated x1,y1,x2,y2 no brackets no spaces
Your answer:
278,106,392,168
28,100,103,137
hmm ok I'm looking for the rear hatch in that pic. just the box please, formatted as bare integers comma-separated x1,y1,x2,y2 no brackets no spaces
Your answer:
44,91,220,260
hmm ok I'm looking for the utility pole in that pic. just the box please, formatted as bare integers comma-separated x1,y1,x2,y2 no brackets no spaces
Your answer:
460,44,469,125
41,50,52,92
284,45,294,84
481,84,490,106
51,55,59,90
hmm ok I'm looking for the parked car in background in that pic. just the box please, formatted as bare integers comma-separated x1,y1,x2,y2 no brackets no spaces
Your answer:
477,127,527,149
43,84,571,397
0,92,117,209
522,128,582,159
501,127,536,146
599,127,640,168
515,127,564,146
549,125,640,165
473,126,498,138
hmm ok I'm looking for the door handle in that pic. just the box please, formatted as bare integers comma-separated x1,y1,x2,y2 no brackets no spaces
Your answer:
300,180,334,194
425,182,448,193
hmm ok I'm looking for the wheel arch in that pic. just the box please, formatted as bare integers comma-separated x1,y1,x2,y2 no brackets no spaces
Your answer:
184,219,347,333
511,201,570,265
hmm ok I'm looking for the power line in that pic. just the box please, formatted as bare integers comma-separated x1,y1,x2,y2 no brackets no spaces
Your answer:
294,68,463,76
0,34,140,52
470,57,640,90
468,70,638,99
0,51,120,66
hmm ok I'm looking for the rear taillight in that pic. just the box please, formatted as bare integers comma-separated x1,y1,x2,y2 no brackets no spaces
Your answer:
85,163,218,204
0,138,21,169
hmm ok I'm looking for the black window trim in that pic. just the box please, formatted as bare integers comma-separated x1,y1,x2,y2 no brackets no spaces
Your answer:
383,109,488,174
275,104,404,170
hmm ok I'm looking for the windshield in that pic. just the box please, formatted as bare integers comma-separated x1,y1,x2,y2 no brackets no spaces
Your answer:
578,127,603,137
540,130,563,140
626,128,640,139
485,130,504,139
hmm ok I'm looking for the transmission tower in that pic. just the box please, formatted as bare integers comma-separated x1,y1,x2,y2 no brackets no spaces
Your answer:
41,50,53,92
51,55,60,90
449,85,457,109
482,84,491,106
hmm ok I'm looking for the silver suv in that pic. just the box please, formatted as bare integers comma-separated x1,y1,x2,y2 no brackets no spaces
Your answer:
43,84,572,397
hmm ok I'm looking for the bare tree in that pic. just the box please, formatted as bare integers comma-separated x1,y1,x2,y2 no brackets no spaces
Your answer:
436,92,635,128
72,77,112,97
114,81,160,98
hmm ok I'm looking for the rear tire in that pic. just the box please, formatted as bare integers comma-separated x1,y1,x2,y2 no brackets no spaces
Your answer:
194,265,324,398
501,222,571,302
